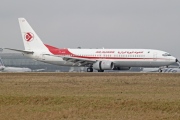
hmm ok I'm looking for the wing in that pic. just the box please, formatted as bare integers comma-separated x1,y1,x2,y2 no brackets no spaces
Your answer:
63,56,96,66
45,54,96,66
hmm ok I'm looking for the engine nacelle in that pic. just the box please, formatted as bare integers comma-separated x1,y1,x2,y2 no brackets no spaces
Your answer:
113,67,131,70
93,61,114,70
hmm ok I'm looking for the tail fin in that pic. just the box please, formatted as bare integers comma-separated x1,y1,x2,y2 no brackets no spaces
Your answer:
18,18,49,52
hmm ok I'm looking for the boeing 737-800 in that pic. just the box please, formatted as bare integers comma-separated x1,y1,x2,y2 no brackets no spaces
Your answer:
5,18,178,72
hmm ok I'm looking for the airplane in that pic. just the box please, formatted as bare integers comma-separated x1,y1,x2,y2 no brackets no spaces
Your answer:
0,57,46,72
0,57,31,72
4,18,179,72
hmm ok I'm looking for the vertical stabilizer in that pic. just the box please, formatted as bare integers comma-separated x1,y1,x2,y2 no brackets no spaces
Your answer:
18,18,50,52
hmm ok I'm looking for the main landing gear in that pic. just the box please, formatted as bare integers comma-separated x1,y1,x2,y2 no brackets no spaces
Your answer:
97,70,104,72
87,68,104,72
87,67,93,72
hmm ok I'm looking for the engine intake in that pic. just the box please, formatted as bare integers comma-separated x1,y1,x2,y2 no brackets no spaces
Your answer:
93,61,114,70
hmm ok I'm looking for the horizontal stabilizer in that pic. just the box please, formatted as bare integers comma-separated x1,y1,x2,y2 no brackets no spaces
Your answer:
4,48,34,54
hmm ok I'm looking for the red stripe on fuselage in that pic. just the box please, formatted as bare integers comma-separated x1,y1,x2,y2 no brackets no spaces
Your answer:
44,44,170,61
45,44,72,55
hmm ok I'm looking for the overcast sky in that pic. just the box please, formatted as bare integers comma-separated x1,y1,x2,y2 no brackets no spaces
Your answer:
1,0,180,58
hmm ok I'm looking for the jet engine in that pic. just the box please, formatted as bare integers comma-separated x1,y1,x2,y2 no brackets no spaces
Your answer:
93,61,114,70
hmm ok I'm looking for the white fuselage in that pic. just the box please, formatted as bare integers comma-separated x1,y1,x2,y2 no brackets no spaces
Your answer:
24,48,176,68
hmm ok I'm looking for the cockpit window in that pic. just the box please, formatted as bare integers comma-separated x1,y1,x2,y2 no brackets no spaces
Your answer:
162,53,171,56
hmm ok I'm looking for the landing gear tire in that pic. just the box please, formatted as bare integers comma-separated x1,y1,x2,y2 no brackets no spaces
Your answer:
158,69,162,73
98,70,104,72
87,68,93,72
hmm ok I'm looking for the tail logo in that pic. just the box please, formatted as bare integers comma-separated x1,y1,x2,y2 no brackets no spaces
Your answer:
24,32,34,42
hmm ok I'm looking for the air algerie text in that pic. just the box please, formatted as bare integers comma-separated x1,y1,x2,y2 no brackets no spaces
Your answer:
96,51,115,53
118,51,143,54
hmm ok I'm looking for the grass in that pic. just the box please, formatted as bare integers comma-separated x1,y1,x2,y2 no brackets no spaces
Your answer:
0,73,180,119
